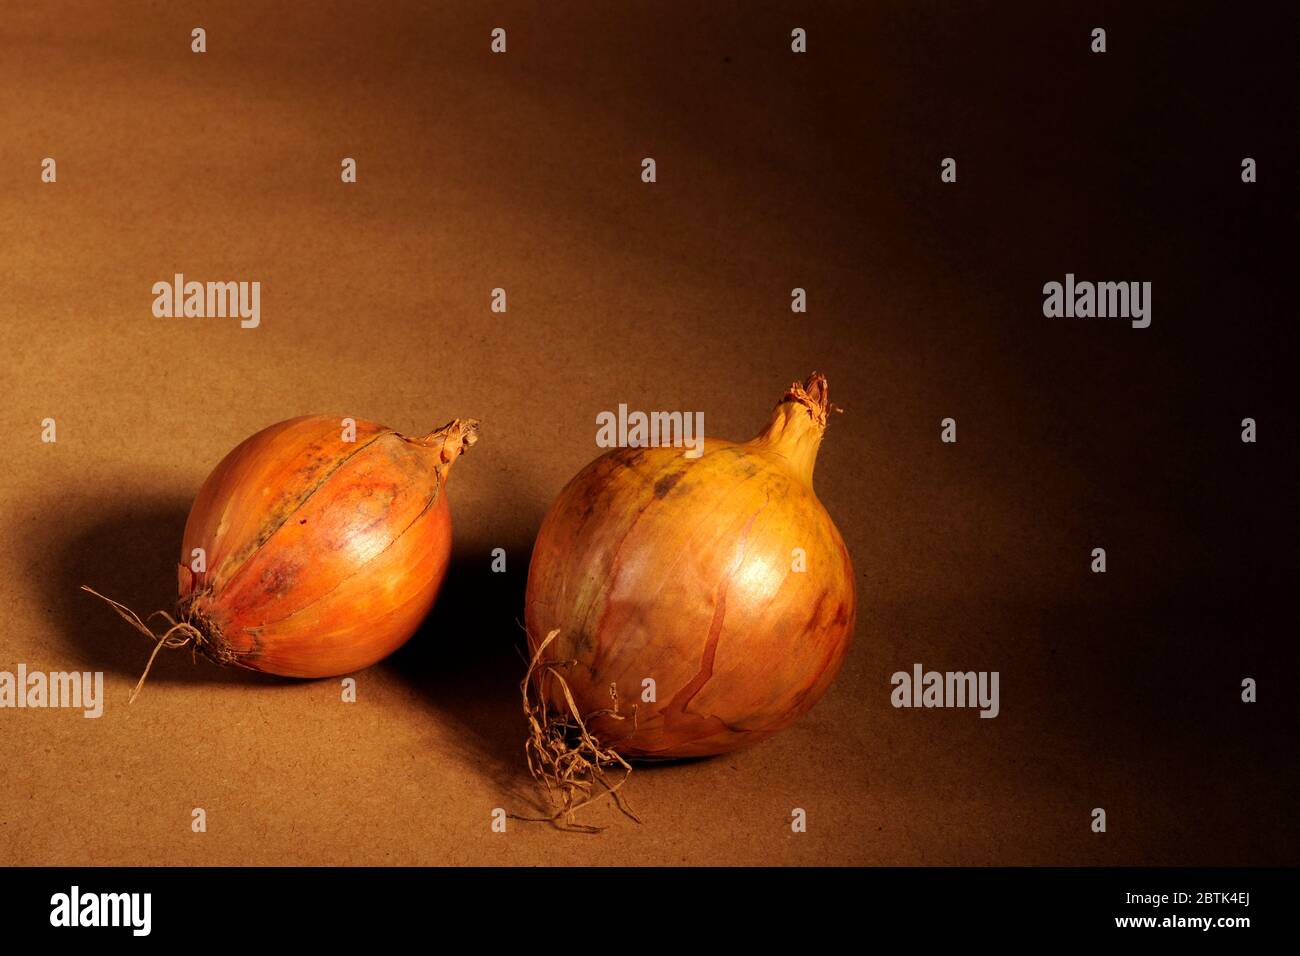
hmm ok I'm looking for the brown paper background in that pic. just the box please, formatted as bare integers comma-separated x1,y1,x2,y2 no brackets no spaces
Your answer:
1,2,1294,866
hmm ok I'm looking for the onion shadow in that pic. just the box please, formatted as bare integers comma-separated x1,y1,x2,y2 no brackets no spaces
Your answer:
24,492,281,690
380,536,541,808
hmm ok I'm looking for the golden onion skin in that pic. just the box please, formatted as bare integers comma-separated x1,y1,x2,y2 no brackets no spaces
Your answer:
525,375,855,758
177,415,477,678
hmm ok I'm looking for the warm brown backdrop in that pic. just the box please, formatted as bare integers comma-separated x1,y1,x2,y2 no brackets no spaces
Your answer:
1,1,1294,866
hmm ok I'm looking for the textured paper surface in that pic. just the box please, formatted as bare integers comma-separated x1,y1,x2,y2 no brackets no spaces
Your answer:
0,2,1293,866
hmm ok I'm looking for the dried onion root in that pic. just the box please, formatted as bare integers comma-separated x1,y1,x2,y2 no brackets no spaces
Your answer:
514,630,641,832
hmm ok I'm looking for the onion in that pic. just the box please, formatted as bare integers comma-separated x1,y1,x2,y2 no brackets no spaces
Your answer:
524,373,855,771
84,415,478,697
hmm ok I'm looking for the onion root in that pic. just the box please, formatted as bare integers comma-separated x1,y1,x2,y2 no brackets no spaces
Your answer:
513,630,642,832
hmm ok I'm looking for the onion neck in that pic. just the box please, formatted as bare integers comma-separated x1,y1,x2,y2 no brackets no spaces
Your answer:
410,418,481,482
749,373,834,485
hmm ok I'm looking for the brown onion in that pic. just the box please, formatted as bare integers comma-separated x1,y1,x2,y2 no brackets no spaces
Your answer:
86,415,478,695
525,373,855,761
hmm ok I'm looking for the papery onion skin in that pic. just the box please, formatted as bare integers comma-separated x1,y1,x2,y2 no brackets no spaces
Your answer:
177,415,478,678
525,374,855,758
